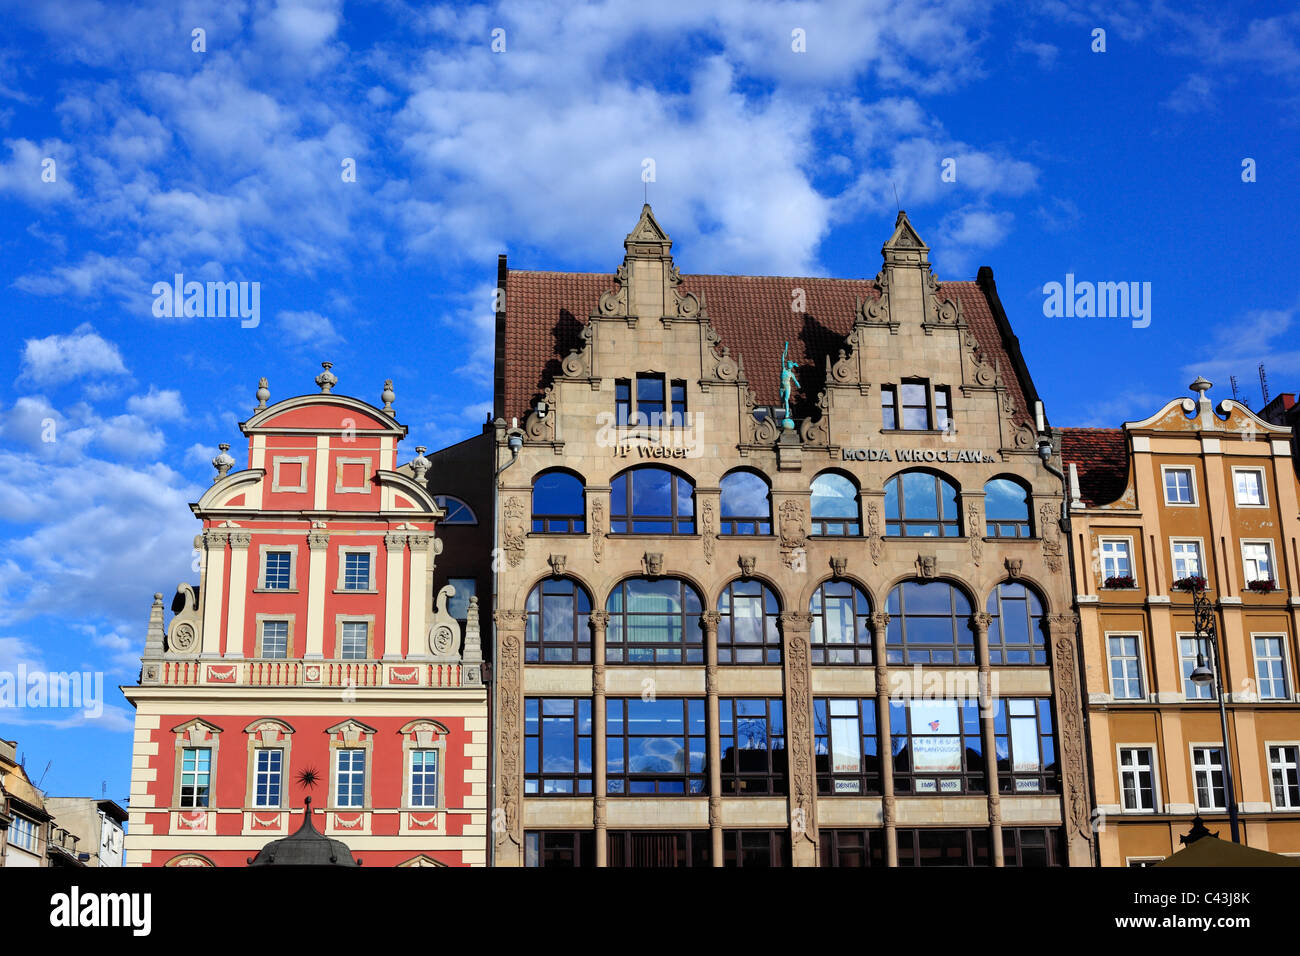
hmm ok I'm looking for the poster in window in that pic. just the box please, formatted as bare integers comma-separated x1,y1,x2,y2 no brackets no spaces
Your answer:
909,700,962,773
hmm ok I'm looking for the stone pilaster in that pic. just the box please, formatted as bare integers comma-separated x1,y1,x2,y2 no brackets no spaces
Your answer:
590,609,609,866
780,610,818,866
702,609,723,865
494,608,528,865
1048,612,1094,866
871,610,897,866
973,611,1003,866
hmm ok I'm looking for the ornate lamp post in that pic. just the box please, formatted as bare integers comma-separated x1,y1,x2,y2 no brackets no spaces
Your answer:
1184,578,1240,843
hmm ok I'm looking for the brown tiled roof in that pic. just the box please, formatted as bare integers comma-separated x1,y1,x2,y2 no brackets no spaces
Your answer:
1060,427,1130,507
502,270,1033,428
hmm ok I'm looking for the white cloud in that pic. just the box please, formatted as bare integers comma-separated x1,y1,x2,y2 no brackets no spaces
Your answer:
278,309,343,346
126,386,186,421
1164,74,1214,114
1015,39,1060,69
18,324,128,386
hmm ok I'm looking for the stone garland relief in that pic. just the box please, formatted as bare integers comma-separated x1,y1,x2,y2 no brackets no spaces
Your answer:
503,496,526,569
590,498,604,563
867,501,883,565
702,499,716,565
494,610,527,849
1048,614,1092,845
968,500,983,566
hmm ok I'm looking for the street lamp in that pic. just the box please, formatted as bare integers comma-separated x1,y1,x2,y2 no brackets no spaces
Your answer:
1185,579,1240,843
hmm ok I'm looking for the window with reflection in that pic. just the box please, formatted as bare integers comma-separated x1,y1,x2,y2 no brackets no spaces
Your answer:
605,577,703,664
1003,828,1065,867
718,698,787,794
723,830,789,867
898,828,990,867
525,578,592,663
814,698,880,795
994,698,1058,794
717,579,781,664
719,471,772,535
610,467,695,534
885,471,960,536
524,830,596,868
809,580,874,665
532,471,586,532
810,473,860,535
606,698,707,794
524,698,593,794
820,829,885,867
890,699,985,794
986,582,1047,665
433,495,476,524
984,478,1031,537
886,581,975,664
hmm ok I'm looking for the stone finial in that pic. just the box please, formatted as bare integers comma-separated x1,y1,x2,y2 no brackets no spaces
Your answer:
1190,375,1213,403
255,377,270,411
144,592,166,657
212,443,235,481
410,446,430,481
381,379,395,412
463,595,483,669
316,361,338,393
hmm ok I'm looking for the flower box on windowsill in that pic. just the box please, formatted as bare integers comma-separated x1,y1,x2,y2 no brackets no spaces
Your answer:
1246,579,1278,594
1103,575,1136,590
1173,575,1207,593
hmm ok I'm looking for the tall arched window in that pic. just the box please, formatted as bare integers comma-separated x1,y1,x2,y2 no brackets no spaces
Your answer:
984,478,1032,538
610,467,695,534
525,578,592,663
433,495,476,524
986,582,1047,664
532,470,586,533
809,580,874,665
810,472,860,536
884,471,960,536
717,579,781,664
606,577,703,664
719,471,772,535
886,581,974,665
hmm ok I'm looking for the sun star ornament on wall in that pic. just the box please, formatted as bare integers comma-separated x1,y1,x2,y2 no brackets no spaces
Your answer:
296,766,321,791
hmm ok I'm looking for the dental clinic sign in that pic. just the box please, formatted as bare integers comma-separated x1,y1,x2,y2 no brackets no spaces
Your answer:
842,447,998,463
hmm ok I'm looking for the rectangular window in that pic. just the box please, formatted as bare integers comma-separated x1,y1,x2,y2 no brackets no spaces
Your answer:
1180,636,1215,700
410,750,439,807
1192,747,1226,811
335,749,366,808
264,551,292,590
1100,539,1132,582
525,698,594,795
899,381,931,430
995,698,1058,794
1269,745,1300,809
723,830,789,867
897,828,990,867
180,747,211,808
339,621,368,660
890,698,985,795
606,698,706,795
1108,635,1144,699
1254,636,1289,700
524,830,596,868
254,749,283,808
261,620,289,659
615,379,631,426
819,829,885,867
342,552,371,590
636,373,665,426
1242,541,1276,586
10,816,37,853
605,831,711,868
718,699,787,795
813,698,880,795
1003,828,1064,867
1119,747,1156,811
1163,467,1194,504
880,386,897,430
670,379,687,427
934,386,952,432
1171,540,1203,582
1234,468,1266,506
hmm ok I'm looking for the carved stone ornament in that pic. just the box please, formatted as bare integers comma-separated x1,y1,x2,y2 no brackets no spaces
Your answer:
829,555,848,578
562,323,593,378
963,330,998,387
211,443,235,482
968,501,982,566
867,501,884,565
307,530,330,551
595,264,629,318
738,555,756,578
702,499,716,565
1040,501,1064,573
524,384,556,441
915,553,937,578
410,447,430,482
315,361,337,393
1004,557,1023,578
855,283,893,329
427,584,462,659
778,499,807,552
590,498,605,563
783,630,817,846
743,386,780,444
547,553,567,578
642,552,664,577
166,582,202,657
503,496,526,569
1050,626,1093,843
495,625,523,849
704,321,739,382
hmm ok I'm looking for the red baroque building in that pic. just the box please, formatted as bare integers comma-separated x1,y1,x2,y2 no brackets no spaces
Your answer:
123,366,488,867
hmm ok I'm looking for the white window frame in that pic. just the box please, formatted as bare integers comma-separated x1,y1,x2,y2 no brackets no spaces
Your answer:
1190,744,1227,812
1117,744,1159,813
1253,634,1291,701
1267,742,1300,810
1099,536,1135,583
334,748,367,809
271,456,310,493
258,618,292,659
179,746,213,809
408,749,440,809
1176,631,1215,701
1240,539,1277,587
433,495,478,525
256,543,300,592
1169,538,1205,583
1231,466,1267,508
335,616,374,660
334,457,373,494
336,545,378,592
1160,465,1197,506
252,748,284,809
10,815,37,853
1105,632,1147,700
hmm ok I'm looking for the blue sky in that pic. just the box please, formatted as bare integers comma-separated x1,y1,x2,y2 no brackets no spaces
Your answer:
0,0,1296,805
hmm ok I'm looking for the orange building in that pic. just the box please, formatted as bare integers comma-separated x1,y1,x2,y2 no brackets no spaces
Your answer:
1063,377,1300,865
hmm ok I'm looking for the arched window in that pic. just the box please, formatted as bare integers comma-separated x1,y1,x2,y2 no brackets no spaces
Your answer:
884,471,960,537
525,578,592,663
810,472,860,536
986,582,1047,665
984,478,1031,538
886,581,974,665
532,471,586,533
610,467,695,534
606,577,703,664
717,579,781,664
719,471,772,535
809,580,874,665
433,495,476,524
